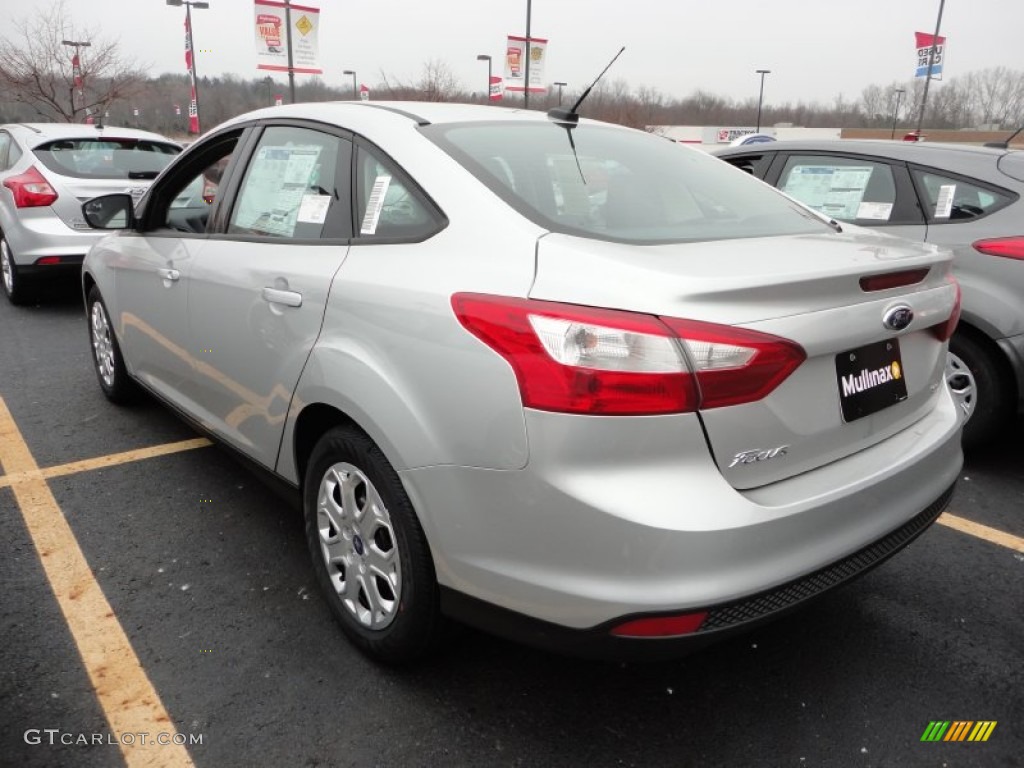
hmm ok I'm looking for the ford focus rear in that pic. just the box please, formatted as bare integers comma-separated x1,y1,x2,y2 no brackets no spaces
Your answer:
81,102,963,662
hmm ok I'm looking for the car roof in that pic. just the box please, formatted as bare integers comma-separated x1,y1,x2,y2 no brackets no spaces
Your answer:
216,100,614,134
2,123,180,149
713,139,1024,184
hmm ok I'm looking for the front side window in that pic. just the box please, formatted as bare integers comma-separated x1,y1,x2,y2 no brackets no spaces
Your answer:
779,156,897,223
424,121,831,244
228,126,349,239
911,168,1013,221
33,138,179,179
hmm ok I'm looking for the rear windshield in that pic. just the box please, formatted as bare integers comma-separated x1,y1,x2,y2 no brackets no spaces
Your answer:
422,121,832,244
33,139,180,180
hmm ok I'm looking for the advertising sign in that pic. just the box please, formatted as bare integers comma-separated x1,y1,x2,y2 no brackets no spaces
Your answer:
255,1,322,75
915,32,946,78
504,35,547,93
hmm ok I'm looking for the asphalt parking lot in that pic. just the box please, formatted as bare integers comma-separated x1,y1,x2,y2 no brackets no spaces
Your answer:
1,285,1022,768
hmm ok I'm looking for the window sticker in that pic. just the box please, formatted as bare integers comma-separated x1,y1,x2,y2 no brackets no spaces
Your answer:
360,174,392,235
934,184,955,219
782,165,874,220
855,201,893,221
233,145,322,237
297,193,331,224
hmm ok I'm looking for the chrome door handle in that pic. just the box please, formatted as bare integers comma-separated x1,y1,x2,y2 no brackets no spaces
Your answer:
157,268,180,281
262,287,302,308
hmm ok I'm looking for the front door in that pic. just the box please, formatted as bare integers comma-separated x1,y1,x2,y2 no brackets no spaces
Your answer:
184,124,353,468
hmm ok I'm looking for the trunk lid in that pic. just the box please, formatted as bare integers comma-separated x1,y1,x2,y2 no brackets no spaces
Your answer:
530,228,958,489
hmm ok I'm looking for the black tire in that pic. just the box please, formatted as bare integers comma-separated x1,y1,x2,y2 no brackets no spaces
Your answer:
949,331,1012,449
1,234,32,306
86,286,138,404
304,425,445,664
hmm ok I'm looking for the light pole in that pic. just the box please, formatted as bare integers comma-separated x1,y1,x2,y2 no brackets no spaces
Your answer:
755,69,771,132
476,54,492,102
61,40,91,121
916,0,946,134
343,70,357,100
890,88,906,139
524,0,532,108
553,81,567,106
167,0,209,133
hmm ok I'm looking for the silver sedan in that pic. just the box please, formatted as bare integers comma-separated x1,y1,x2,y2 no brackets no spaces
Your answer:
81,102,962,662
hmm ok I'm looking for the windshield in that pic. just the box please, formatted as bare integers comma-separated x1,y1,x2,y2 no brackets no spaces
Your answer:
423,121,831,244
34,138,180,180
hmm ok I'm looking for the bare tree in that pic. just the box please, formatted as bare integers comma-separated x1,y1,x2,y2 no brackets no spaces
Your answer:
417,59,463,102
0,0,146,122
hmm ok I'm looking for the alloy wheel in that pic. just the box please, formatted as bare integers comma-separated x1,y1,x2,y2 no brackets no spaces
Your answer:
1,239,13,295
315,462,402,630
90,300,116,388
945,351,976,423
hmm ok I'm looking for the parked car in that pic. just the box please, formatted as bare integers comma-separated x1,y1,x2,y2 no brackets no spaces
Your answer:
0,123,180,304
714,139,1024,447
81,103,962,663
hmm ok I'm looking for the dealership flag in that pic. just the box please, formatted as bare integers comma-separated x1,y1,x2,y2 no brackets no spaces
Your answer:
915,32,946,78
504,35,547,93
255,1,323,75
489,75,504,101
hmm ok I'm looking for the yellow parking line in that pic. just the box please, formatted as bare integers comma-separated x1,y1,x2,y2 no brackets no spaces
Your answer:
0,437,212,490
0,397,195,768
938,512,1024,554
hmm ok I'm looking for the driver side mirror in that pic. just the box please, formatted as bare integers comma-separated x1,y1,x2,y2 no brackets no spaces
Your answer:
82,194,135,230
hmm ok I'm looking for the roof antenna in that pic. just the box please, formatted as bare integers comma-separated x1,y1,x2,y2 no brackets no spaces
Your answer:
547,46,625,126
984,125,1022,149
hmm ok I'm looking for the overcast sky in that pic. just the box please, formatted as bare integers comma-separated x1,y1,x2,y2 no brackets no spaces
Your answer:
49,0,1024,105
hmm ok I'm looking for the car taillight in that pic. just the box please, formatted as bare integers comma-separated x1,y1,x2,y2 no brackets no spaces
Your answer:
932,276,962,342
661,318,807,409
451,293,805,415
2,166,58,208
973,236,1024,260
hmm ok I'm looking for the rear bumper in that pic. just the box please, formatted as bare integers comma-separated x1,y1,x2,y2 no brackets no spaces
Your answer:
2,210,100,265
440,482,954,660
402,383,963,650
17,254,84,279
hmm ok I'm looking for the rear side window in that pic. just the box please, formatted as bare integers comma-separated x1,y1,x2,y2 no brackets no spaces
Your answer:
779,156,897,222
33,139,180,179
354,144,443,241
911,167,1014,221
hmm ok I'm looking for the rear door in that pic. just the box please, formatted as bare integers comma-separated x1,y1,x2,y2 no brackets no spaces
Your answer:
183,123,353,468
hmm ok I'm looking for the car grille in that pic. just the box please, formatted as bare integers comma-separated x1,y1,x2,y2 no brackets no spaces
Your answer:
698,484,955,632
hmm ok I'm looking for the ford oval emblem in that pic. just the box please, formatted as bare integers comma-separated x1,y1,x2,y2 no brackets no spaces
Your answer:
883,305,914,331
